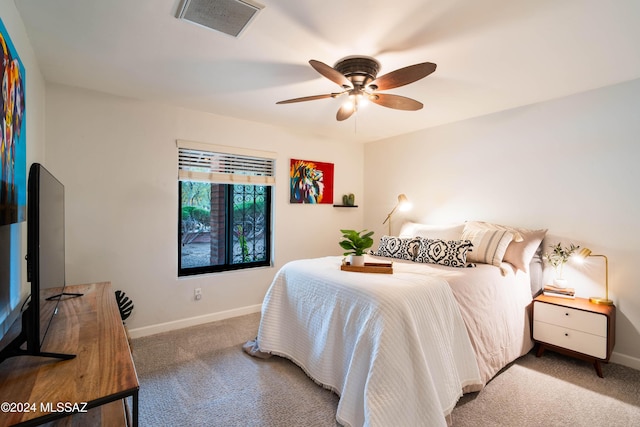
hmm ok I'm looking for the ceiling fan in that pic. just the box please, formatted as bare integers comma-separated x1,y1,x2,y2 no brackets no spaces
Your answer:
276,56,437,121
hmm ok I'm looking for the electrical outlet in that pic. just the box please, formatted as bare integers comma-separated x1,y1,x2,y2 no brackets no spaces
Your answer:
194,288,202,301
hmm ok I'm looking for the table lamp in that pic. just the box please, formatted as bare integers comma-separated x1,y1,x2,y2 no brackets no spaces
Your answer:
577,247,614,305
382,194,412,235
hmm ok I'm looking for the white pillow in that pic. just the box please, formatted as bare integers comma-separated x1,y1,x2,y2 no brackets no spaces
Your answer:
503,228,547,272
399,222,465,240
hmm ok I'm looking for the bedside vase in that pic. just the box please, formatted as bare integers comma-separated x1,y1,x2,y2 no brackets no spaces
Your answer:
553,278,568,288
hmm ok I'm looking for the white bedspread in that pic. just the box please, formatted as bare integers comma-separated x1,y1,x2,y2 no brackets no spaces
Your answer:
257,256,483,427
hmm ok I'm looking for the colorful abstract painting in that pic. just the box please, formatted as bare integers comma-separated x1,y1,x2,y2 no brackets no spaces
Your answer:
290,159,334,204
0,18,26,226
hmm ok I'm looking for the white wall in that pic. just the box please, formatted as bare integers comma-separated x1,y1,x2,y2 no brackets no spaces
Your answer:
44,84,363,336
364,78,640,367
0,1,46,336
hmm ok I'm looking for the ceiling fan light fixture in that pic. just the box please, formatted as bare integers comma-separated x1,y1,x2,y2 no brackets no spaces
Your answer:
343,91,367,111
343,99,355,112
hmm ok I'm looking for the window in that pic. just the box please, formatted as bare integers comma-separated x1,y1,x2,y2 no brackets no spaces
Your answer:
177,140,275,276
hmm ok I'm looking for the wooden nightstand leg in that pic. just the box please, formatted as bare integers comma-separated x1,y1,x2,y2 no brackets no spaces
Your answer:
594,360,604,378
536,344,546,358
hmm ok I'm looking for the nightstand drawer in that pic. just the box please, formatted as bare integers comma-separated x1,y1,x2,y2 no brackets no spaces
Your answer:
533,320,607,358
534,301,607,336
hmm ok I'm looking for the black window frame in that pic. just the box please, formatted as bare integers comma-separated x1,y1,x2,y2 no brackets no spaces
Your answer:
178,182,272,277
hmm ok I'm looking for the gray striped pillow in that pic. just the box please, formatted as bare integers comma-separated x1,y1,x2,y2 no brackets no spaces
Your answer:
462,224,514,267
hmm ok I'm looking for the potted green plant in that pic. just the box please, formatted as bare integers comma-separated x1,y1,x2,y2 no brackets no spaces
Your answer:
339,229,374,267
543,242,580,288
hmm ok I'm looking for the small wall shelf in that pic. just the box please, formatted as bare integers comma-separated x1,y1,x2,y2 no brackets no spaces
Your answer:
333,205,358,208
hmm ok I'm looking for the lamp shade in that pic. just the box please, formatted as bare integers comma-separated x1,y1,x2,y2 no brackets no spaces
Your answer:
397,194,412,212
578,247,592,258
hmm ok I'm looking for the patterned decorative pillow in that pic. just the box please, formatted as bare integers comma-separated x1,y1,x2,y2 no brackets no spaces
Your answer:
370,235,419,261
415,238,474,268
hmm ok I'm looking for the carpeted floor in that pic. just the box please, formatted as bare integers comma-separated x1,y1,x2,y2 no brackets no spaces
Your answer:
132,313,640,426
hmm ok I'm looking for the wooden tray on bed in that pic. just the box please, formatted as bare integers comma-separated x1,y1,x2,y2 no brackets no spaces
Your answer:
340,261,393,274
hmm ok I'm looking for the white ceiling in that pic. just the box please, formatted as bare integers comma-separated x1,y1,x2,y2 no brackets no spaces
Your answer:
15,0,640,143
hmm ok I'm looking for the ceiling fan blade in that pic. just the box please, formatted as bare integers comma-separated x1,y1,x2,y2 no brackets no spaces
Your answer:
368,62,436,91
276,94,334,104
336,104,356,121
309,60,353,89
370,93,423,111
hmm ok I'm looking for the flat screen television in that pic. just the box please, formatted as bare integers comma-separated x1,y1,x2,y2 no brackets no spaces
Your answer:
0,163,79,362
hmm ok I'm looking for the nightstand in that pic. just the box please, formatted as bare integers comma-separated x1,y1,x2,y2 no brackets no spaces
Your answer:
532,294,615,377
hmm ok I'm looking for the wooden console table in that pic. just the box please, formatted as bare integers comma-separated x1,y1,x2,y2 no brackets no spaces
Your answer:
0,282,139,426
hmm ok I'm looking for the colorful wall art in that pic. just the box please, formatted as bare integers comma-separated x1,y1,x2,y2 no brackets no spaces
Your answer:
289,159,334,204
0,18,26,226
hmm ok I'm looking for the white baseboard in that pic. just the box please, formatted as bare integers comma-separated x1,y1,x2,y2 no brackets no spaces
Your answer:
128,304,262,339
610,351,640,371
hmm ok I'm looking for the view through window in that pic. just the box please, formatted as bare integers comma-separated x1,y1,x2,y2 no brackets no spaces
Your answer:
179,182,271,275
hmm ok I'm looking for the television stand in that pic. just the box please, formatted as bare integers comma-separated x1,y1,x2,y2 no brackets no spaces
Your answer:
0,282,139,427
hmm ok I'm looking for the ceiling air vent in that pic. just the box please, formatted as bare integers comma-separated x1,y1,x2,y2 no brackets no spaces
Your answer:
176,0,264,38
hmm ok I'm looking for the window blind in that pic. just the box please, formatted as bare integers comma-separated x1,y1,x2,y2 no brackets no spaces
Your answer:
177,140,276,185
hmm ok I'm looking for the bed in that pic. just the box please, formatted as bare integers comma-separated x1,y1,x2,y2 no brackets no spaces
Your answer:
249,221,546,427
